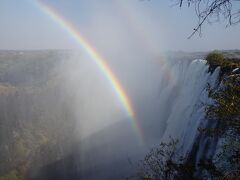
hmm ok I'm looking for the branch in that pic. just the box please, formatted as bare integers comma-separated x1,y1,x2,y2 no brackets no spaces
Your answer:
176,0,240,38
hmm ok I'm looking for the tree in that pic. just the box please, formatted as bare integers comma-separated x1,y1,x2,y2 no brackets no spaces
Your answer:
206,51,226,66
207,74,240,136
128,138,196,180
176,0,240,38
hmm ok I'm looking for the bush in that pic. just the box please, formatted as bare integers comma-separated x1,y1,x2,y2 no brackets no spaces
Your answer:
129,138,196,180
206,51,226,66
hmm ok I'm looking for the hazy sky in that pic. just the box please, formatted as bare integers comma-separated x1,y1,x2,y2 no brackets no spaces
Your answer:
0,0,239,52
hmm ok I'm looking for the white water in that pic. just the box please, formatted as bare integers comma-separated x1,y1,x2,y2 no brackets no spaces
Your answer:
155,59,220,157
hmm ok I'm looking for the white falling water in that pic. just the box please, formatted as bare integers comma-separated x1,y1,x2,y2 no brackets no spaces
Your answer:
154,59,220,157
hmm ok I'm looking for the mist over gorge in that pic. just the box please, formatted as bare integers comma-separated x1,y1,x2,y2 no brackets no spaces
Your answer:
0,0,240,179
2,49,238,179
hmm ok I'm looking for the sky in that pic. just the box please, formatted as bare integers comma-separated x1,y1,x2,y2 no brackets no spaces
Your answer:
0,0,239,52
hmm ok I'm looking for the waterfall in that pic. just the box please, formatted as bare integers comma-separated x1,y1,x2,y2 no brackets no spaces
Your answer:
24,54,223,180
65,57,222,179
154,59,220,157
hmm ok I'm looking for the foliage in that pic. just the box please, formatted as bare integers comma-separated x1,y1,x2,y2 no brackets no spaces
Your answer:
205,51,240,79
130,138,197,180
207,75,240,135
206,51,226,66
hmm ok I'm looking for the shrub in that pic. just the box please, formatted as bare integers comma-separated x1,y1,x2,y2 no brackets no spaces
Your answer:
206,51,227,66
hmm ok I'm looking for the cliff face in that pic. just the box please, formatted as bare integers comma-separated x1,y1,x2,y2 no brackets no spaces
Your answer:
0,50,78,180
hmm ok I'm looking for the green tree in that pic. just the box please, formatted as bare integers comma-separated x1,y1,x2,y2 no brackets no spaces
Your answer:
206,51,226,66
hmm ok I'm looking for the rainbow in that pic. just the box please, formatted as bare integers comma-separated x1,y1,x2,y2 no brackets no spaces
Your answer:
32,0,144,144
